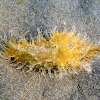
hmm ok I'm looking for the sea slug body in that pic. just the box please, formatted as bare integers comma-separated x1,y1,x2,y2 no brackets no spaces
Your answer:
0,31,100,76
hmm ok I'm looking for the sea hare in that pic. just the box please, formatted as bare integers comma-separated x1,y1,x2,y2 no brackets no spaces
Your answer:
0,31,100,76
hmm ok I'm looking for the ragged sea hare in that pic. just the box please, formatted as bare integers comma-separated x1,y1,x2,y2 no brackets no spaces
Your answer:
0,31,100,77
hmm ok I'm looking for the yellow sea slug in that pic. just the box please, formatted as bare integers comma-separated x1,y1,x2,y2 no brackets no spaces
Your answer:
0,31,100,76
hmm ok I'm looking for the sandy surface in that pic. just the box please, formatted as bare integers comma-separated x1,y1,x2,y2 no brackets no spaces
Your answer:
0,0,100,100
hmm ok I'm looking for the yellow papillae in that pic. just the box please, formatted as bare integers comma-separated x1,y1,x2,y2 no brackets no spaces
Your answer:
2,32,100,75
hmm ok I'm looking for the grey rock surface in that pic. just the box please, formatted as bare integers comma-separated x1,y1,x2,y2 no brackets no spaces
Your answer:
0,0,100,100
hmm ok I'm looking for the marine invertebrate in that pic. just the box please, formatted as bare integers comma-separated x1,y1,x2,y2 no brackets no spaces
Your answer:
0,31,100,76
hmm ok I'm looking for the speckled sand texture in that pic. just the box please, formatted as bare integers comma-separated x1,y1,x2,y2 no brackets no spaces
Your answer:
0,0,100,100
